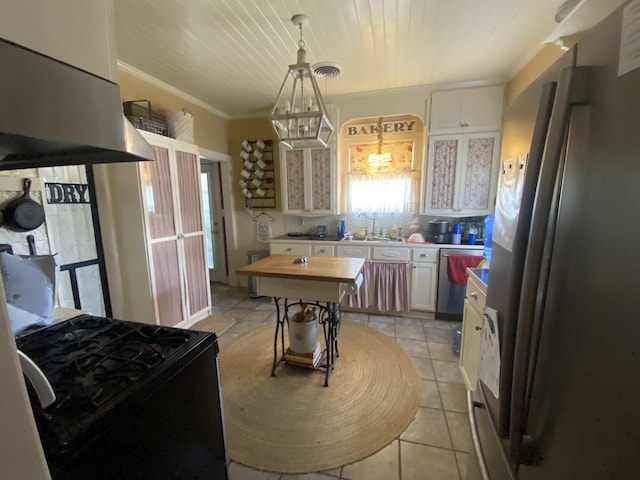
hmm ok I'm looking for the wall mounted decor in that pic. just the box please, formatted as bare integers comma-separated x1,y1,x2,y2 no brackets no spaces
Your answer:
239,139,276,209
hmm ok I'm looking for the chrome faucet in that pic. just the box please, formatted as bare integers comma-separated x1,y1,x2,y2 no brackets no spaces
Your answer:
358,213,376,238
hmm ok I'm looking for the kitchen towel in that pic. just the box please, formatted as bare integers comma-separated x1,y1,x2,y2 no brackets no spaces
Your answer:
447,255,485,284
256,221,273,243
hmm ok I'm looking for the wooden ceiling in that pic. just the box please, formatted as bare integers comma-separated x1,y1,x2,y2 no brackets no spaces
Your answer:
112,0,615,117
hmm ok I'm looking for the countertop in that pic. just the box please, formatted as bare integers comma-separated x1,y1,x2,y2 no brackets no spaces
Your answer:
271,234,484,249
236,254,366,283
274,234,342,242
467,268,489,289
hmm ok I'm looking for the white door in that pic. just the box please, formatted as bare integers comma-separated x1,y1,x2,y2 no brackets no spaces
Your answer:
200,162,225,283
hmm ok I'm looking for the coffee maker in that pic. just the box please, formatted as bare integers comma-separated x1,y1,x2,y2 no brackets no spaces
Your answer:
425,220,450,243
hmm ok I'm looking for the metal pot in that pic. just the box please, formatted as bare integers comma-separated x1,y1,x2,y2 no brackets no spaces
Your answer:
3,178,45,232
426,220,449,234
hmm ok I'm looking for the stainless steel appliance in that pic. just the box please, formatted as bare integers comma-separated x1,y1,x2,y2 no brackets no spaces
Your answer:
0,38,154,170
436,248,483,320
425,219,450,243
16,315,228,479
467,3,640,479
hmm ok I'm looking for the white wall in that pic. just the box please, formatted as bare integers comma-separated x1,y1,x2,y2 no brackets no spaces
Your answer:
0,0,118,81
0,2,118,477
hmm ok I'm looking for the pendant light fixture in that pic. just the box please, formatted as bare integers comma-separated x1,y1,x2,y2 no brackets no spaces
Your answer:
368,117,392,167
269,14,334,149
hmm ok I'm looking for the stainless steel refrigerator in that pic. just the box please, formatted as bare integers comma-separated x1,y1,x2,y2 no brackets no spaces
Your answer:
467,2,640,479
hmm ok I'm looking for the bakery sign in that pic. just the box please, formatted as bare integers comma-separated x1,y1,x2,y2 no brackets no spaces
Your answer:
346,120,417,136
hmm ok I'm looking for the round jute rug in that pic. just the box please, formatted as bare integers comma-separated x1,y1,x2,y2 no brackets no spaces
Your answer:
219,321,420,473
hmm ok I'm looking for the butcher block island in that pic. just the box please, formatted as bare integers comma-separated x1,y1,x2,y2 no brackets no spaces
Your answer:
236,254,366,386
236,254,365,301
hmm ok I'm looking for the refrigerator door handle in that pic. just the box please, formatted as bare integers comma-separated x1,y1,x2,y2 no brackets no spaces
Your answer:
468,391,491,480
509,66,589,466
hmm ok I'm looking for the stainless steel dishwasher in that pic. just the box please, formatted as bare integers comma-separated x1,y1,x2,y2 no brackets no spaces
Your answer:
436,248,483,320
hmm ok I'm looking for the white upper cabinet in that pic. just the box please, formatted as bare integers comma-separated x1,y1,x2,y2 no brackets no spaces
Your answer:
424,132,501,217
280,106,338,215
281,147,335,214
429,86,504,134
0,0,118,81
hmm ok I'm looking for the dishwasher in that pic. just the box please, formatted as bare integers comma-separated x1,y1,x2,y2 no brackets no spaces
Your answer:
436,248,483,320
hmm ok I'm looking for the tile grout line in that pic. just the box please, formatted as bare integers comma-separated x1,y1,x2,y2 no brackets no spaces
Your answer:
214,284,465,480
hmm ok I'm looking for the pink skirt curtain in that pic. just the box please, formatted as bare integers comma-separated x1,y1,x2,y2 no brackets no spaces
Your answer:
344,260,410,313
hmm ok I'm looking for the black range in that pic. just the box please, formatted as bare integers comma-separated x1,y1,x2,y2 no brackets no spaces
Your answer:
16,315,228,479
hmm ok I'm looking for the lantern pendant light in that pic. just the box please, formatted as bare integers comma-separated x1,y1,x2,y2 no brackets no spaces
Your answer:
269,14,334,149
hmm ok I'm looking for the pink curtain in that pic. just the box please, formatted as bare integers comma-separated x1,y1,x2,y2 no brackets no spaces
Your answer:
344,260,409,313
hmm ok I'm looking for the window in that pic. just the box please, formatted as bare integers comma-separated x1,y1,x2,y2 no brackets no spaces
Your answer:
346,140,417,214
342,115,424,214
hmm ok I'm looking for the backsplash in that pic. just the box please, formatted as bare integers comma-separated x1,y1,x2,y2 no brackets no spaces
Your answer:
0,168,106,316
284,213,488,238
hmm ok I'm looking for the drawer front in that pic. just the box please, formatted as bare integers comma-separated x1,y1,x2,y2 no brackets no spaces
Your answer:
312,245,335,257
411,248,439,263
337,246,371,258
269,243,312,256
373,247,410,261
466,274,487,314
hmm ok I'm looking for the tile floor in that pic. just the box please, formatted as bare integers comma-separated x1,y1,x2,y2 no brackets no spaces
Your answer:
211,283,469,480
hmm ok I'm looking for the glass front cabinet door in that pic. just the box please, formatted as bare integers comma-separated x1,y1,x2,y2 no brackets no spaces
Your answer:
424,132,500,216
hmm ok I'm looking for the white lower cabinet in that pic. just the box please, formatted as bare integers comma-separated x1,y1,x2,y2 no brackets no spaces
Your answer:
460,271,487,390
336,245,371,259
410,248,438,311
269,242,312,256
267,242,446,312
312,245,335,257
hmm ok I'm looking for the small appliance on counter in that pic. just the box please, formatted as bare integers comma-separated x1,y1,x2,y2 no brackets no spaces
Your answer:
425,220,450,243
316,225,327,239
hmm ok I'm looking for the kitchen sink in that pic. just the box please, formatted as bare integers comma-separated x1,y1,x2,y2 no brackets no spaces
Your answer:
341,236,405,243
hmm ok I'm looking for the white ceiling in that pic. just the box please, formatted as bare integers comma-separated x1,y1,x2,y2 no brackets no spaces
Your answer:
113,0,579,118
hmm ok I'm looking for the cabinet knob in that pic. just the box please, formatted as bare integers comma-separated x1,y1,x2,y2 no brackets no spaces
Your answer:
285,248,293,252
475,325,482,331
319,249,326,253
420,253,429,257
470,292,478,299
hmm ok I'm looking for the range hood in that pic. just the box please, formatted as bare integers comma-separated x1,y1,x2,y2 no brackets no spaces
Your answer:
0,39,155,171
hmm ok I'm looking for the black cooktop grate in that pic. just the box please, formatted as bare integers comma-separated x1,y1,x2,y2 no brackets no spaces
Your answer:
16,315,200,423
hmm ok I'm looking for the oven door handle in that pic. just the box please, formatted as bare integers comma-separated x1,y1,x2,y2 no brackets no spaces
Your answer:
17,349,56,408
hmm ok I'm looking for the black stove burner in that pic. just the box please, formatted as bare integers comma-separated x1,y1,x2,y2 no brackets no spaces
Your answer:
16,315,202,429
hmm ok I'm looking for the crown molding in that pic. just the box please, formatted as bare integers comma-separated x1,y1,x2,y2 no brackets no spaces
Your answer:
117,61,230,119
